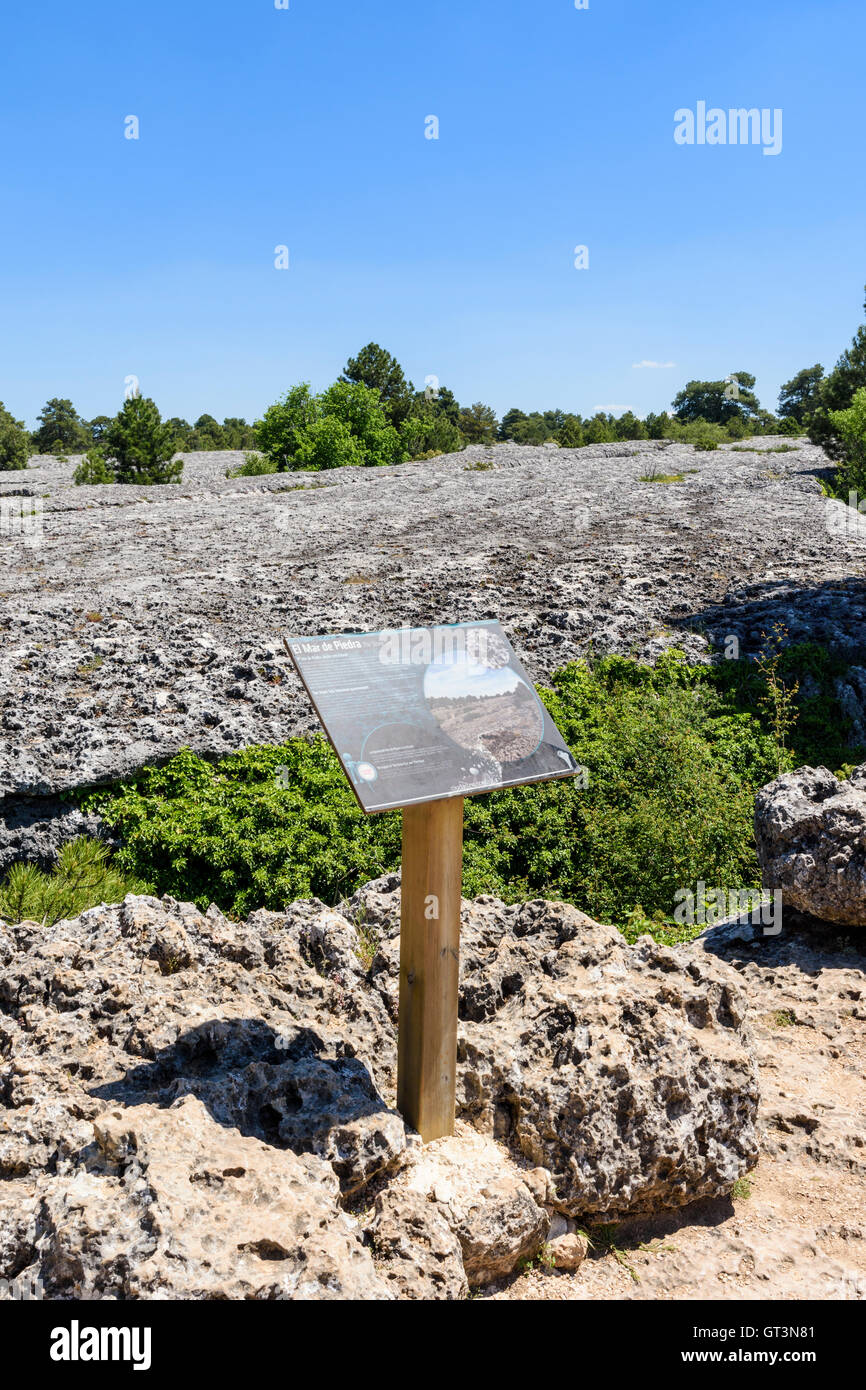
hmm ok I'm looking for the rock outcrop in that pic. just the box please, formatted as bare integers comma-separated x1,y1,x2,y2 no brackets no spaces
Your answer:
755,763,866,925
357,878,760,1217
0,882,760,1298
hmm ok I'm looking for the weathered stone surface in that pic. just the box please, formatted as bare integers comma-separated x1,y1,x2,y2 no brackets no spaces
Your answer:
548,1233,589,1271
36,1096,391,1300
0,884,761,1297
453,900,759,1217
3,437,856,856
755,763,866,925
350,877,759,1217
367,1191,468,1300
383,1124,550,1284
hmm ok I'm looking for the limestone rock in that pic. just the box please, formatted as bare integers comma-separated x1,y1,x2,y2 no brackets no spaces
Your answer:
0,886,760,1298
385,1124,550,1284
35,1096,391,1300
368,1191,468,1300
548,1232,588,1271
453,900,759,1217
755,763,866,925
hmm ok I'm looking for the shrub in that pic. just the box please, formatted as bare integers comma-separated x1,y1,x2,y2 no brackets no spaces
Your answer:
256,380,406,470
0,402,30,470
225,451,278,478
88,651,829,935
293,415,366,471
73,448,115,485
0,839,149,927
829,387,866,493
317,380,405,466
104,397,183,485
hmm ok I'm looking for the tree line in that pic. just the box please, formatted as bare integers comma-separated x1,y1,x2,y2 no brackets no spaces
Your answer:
1,291,865,488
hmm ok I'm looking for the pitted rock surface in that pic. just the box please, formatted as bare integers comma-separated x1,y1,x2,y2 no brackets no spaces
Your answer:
0,884,760,1297
755,762,866,925
4,436,866,864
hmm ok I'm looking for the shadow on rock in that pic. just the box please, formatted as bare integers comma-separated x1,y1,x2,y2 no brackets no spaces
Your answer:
90,1016,407,1195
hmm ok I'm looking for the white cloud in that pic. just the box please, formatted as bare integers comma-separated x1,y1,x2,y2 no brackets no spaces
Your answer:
592,404,635,416
632,360,676,369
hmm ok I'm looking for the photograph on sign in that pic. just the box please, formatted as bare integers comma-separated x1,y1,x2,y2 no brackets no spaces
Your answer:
286,620,581,812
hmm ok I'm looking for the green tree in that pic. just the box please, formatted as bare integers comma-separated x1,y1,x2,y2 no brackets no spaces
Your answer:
342,343,414,425
457,401,498,443
498,407,529,441
557,414,584,447
582,413,618,444
186,414,225,450
809,290,866,459
73,448,115,485
613,411,648,441
643,412,671,439
104,397,183,484
672,372,761,425
32,398,91,454
401,399,464,458
0,402,30,470
778,364,824,424
255,384,320,469
165,418,192,450
426,384,460,425
221,417,255,449
318,379,405,466
89,415,113,445
829,387,866,493
294,415,366,470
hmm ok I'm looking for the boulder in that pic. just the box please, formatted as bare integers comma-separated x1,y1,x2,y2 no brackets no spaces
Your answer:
454,899,759,1217
755,763,866,925
367,1191,468,1300
35,1096,390,1299
363,880,759,1217
382,1123,550,1285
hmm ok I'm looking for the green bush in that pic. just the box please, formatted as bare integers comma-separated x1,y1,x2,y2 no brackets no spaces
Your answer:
87,650,838,935
0,402,30,470
225,451,278,478
254,384,320,469
664,418,728,449
830,387,866,493
73,448,115,485
0,839,150,927
293,415,366,471
316,380,405,466
104,397,183,485
255,379,406,471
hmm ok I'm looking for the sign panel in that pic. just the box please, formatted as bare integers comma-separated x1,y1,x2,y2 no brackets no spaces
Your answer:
285,620,581,813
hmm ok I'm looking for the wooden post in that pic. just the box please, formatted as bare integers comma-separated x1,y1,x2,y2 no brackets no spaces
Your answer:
397,796,464,1142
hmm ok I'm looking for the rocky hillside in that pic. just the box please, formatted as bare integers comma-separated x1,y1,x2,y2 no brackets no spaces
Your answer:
4,436,866,868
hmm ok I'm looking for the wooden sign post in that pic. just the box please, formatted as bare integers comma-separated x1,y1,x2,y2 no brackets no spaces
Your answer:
397,797,464,1141
284,621,580,1144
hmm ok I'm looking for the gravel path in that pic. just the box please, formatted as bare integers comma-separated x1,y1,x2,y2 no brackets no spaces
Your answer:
3,436,865,860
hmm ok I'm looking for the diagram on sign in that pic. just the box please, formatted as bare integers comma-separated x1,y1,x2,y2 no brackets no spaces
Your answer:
285,620,581,813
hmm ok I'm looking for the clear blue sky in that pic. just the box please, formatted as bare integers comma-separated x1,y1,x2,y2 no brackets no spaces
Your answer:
1,0,864,428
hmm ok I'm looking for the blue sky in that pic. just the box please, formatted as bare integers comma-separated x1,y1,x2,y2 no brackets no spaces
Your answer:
1,0,864,428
